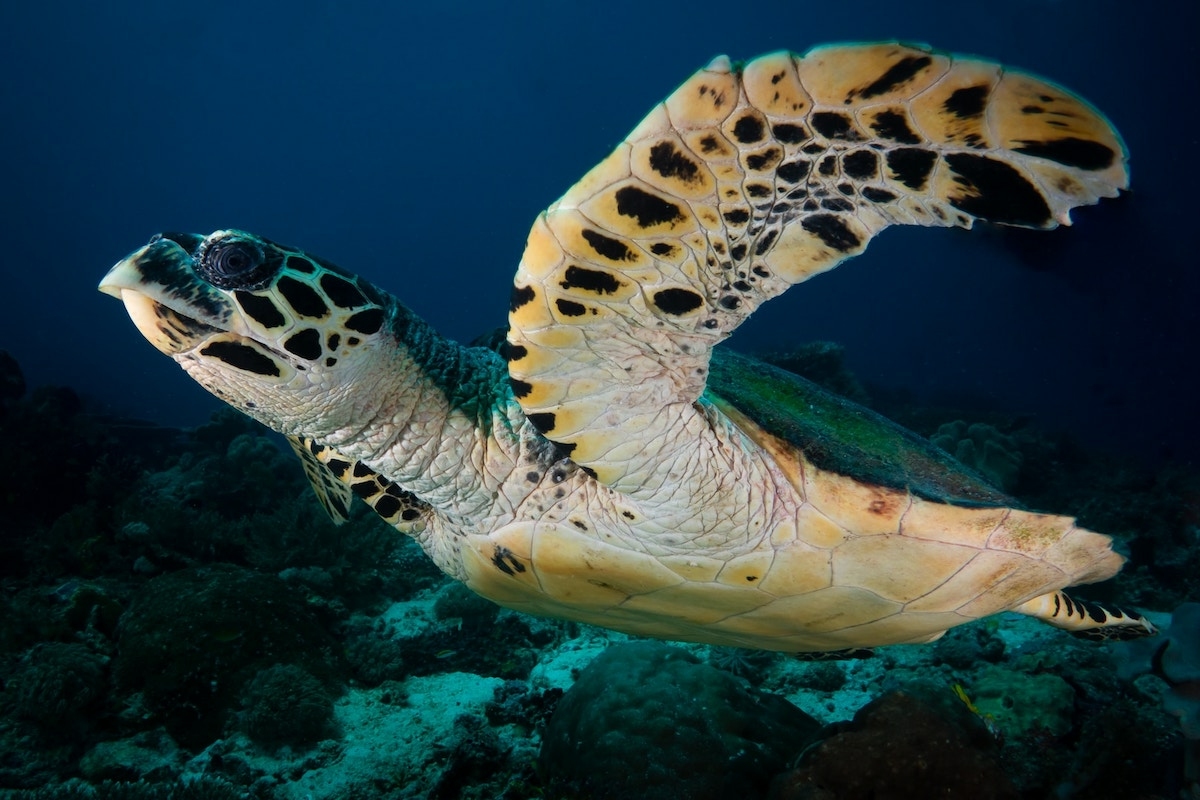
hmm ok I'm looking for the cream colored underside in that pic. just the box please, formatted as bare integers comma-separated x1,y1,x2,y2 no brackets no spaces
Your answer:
458,451,1122,652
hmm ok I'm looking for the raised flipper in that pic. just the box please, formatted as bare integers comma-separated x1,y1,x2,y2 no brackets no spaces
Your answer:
506,43,1127,491
1015,591,1157,641
288,435,430,534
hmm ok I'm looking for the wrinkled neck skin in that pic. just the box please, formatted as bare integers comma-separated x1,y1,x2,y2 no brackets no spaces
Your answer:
324,301,530,518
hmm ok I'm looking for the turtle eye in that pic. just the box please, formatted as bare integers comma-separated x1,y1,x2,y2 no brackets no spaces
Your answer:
197,235,277,290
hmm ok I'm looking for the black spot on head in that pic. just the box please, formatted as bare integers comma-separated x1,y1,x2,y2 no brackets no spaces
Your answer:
555,298,587,317
560,265,622,295
729,243,748,261
943,85,989,119
276,276,329,318
327,333,340,350
868,110,921,144
801,142,826,155
327,459,349,477
801,213,862,252
401,508,421,521
353,462,373,478
776,160,810,184
285,255,317,274
648,141,702,183
283,328,323,361
652,287,704,315
719,295,741,310
581,229,634,262
319,273,368,309
345,308,384,334
886,148,938,190
234,290,286,328
772,123,808,144
732,114,765,144
614,186,685,228
510,284,536,312
200,341,281,376
1013,137,1116,171
842,150,879,180
943,153,1053,227
811,111,863,141
855,55,933,100
818,155,837,176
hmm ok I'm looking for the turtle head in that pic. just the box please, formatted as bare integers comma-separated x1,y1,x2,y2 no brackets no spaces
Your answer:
100,230,393,434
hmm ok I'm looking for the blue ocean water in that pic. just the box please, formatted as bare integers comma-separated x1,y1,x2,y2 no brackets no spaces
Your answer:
1,0,1196,463
2,1,1198,798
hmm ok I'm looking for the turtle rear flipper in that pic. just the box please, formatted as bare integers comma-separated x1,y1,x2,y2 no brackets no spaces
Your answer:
1016,591,1157,640
507,43,1126,493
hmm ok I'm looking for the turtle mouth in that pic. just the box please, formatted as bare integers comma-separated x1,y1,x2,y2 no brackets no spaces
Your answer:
100,235,237,356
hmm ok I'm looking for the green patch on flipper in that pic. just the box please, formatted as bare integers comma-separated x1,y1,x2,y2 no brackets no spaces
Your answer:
705,348,1010,507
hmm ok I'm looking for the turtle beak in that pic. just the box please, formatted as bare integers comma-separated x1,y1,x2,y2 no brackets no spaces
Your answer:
100,234,233,355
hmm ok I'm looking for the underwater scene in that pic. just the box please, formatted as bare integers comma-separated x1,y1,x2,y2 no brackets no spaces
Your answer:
2,1,1198,798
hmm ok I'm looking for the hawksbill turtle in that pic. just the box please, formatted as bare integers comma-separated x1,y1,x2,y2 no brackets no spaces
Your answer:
100,43,1155,652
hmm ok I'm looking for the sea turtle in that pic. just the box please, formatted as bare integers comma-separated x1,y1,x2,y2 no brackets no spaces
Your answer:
100,43,1155,652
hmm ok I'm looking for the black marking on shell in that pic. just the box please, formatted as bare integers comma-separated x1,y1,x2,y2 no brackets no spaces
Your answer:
886,148,938,190
754,229,779,256
375,494,401,518
943,85,989,119
862,186,898,203
772,123,808,144
560,265,622,295
820,197,855,212
614,186,686,228
581,229,635,262
234,291,286,329
730,243,748,261
320,273,368,308
648,141,702,183
1013,137,1116,171
745,183,772,198
649,242,676,256
401,508,421,521
510,285,536,312
276,275,329,318
492,546,526,576
801,214,862,251
723,208,751,225
527,412,556,434
510,378,533,398
200,341,281,376
283,328,323,361
505,343,528,362
855,55,934,100
818,155,837,176
811,112,863,141
776,160,810,184
868,110,921,144
345,308,385,334
944,153,1053,227
555,298,587,317
731,114,765,144
697,134,724,154
653,287,704,315
842,150,879,180
745,148,781,171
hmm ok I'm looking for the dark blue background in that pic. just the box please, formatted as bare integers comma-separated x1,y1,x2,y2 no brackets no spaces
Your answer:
2,0,1195,463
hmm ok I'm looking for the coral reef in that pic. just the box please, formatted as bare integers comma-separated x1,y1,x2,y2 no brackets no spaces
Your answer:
233,663,336,749
540,642,821,800
931,419,1023,491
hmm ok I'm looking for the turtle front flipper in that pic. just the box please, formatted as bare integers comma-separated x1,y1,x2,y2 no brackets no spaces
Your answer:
507,43,1126,492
